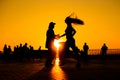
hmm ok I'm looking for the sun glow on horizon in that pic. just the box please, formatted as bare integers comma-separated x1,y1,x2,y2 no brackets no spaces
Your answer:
51,40,67,79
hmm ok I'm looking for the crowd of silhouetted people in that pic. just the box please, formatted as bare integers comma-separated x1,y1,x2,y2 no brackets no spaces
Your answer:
2,43,42,62
0,42,108,62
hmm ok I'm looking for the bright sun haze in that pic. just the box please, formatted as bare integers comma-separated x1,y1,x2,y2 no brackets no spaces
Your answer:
53,39,61,66
54,39,61,51
0,0,120,51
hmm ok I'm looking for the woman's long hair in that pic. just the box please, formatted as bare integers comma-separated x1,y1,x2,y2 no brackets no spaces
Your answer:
65,13,84,25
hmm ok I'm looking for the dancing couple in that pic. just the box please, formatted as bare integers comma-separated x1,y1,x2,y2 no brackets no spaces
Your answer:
45,14,84,67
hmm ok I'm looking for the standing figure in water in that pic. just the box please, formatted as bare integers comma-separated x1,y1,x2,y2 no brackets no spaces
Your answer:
60,16,84,67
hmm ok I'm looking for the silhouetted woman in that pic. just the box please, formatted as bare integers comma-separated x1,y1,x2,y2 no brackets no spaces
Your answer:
61,16,84,67
45,22,56,67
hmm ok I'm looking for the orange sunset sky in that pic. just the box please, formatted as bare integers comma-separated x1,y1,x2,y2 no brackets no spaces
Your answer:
0,0,120,51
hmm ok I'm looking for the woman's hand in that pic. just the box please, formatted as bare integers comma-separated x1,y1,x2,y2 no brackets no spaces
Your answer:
55,34,61,40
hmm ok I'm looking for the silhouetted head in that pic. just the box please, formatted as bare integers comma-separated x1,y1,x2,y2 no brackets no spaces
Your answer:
103,43,106,46
49,22,56,29
8,45,11,48
20,43,22,47
65,16,84,25
65,17,72,24
25,43,28,46
4,44,7,47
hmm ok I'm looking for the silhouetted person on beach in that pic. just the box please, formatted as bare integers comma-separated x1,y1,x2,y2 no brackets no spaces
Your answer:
19,43,24,61
23,43,29,60
83,42,89,56
8,45,12,56
60,15,84,67
45,22,56,67
83,42,89,63
29,45,34,61
13,45,20,61
101,43,108,56
3,44,8,60
3,44,12,60
3,44,7,55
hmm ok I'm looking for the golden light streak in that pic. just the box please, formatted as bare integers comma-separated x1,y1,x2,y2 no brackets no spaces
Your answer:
54,39,61,65
50,63,67,80
50,39,67,80
54,39,61,51
55,58,60,66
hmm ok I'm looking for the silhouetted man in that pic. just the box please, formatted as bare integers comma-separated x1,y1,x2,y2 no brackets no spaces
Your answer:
23,43,29,59
45,22,56,67
101,43,108,56
3,44,8,60
8,45,12,55
83,42,89,63
3,44,7,55
83,42,89,56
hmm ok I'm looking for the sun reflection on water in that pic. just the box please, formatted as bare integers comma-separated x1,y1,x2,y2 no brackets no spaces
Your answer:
50,39,67,80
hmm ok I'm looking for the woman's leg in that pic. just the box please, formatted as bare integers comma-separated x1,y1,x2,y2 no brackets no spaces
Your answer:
70,39,81,67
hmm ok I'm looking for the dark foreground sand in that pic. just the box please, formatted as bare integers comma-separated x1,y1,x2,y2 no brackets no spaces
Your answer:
0,58,120,80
